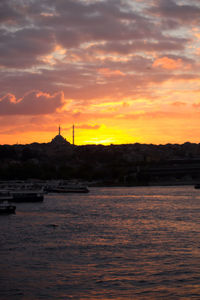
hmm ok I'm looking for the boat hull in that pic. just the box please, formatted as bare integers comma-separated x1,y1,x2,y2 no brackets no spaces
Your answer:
11,194,44,202
0,205,16,214
47,188,89,193
194,184,200,189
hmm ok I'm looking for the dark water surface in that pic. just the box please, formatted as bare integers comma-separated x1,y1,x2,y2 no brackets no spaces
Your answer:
0,186,200,299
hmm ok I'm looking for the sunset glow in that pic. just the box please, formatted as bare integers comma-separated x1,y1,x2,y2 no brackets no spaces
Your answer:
0,0,200,145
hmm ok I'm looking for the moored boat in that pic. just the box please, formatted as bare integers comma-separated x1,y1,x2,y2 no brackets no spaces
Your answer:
194,184,200,189
44,181,89,193
10,190,44,202
0,204,16,214
0,190,13,202
46,186,89,193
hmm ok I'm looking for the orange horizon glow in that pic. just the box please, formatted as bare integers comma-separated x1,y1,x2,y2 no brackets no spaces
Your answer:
1,114,200,146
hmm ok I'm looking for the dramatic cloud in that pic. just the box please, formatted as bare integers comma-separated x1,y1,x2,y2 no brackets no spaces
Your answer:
0,91,65,115
0,0,200,144
149,0,200,24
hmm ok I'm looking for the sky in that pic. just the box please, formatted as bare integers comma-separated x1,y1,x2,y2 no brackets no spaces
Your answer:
0,0,200,145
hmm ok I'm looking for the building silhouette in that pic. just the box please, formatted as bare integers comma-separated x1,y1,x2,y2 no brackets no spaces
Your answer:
51,126,71,146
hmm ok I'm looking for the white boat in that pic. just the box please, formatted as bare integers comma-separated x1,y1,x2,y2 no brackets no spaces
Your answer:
46,185,89,193
0,185,44,203
10,190,44,202
44,181,89,193
0,190,13,202
0,202,16,214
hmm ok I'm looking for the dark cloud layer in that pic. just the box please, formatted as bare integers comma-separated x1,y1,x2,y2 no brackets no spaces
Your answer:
150,0,200,24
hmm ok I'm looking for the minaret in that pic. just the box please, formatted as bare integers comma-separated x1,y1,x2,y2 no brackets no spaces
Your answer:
51,125,70,145
72,124,75,145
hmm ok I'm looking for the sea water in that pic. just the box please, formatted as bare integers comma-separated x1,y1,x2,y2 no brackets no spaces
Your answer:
0,186,200,299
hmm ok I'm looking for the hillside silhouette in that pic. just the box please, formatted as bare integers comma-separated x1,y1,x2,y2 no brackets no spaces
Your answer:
1,141,200,186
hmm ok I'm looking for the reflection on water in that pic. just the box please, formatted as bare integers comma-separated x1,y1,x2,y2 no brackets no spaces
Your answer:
0,186,200,299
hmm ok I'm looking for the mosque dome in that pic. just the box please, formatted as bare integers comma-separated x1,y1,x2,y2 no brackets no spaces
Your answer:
51,126,71,145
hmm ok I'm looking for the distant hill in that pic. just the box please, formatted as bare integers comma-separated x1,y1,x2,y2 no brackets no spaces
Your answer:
0,141,200,185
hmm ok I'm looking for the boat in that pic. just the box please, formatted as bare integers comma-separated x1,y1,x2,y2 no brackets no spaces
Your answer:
10,190,44,202
44,181,89,193
0,190,13,202
46,186,89,193
194,184,200,189
0,187,44,202
0,204,16,214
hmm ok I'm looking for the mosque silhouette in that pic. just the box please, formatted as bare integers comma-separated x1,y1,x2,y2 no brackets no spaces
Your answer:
51,125,74,146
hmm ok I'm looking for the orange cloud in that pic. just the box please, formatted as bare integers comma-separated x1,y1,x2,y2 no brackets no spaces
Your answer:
171,101,187,107
0,91,65,115
193,102,200,109
98,68,125,77
153,56,183,70
77,124,101,130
